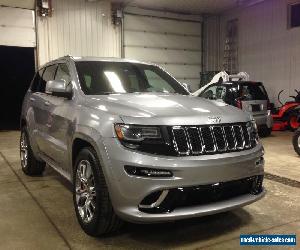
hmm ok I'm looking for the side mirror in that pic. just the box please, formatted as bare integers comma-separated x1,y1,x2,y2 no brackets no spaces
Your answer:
46,80,72,99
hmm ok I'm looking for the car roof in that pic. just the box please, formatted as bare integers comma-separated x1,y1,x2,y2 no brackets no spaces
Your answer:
65,55,152,65
40,55,154,69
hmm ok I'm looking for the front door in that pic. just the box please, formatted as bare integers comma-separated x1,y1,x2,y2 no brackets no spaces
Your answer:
44,63,73,172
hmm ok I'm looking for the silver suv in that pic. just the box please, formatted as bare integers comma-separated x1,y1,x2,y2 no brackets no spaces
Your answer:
20,56,265,236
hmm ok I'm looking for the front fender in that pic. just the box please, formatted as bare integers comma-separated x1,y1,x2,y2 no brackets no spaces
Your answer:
71,126,118,190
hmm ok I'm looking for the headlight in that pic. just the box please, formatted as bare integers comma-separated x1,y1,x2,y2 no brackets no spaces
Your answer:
114,124,164,150
114,124,161,142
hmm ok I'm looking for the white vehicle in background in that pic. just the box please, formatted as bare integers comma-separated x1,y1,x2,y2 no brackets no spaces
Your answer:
193,72,273,137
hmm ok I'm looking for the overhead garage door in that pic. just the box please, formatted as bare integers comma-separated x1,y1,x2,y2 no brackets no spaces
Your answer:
0,6,35,47
124,14,202,91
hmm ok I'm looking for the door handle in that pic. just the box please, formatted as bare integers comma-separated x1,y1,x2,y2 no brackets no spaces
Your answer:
44,101,50,106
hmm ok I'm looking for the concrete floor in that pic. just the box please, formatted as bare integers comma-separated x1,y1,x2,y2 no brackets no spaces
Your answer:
0,131,299,250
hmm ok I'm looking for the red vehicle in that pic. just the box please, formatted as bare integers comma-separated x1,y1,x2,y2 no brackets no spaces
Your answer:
272,90,300,131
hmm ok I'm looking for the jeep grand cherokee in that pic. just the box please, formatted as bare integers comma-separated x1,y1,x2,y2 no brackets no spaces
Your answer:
20,56,265,236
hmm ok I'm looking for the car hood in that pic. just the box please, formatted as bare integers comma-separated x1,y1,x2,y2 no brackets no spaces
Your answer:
84,93,250,125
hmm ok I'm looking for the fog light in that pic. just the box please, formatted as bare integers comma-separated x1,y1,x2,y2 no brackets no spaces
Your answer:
124,165,173,177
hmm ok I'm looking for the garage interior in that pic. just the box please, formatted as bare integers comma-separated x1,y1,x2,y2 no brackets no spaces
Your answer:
0,0,299,249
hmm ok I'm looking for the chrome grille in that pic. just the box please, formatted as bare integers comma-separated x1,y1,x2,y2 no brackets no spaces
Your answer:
171,127,189,155
212,126,227,152
233,125,245,149
186,127,203,154
171,123,256,156
201,127,216,152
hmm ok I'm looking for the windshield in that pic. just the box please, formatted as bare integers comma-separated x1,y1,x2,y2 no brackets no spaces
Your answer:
75,61,189,95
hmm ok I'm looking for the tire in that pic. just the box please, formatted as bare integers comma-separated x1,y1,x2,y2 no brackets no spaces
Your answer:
258,126,272,137
288,112,300,131
293,129,300,156
20,127,46,176
73,147,123,236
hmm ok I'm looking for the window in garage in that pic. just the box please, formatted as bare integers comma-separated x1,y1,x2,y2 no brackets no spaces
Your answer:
0,46,35,130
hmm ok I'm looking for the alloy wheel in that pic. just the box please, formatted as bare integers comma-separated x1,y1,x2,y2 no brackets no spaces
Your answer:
75,160,96,223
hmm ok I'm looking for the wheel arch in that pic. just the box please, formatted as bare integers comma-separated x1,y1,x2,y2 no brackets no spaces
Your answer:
71,132,116,187
71,134,99,169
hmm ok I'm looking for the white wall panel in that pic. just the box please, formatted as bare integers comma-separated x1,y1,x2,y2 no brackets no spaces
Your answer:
37,0,121,66
126,47,201,65
219,0,300,105
0,0,34,9
124,14,201,35
124,12,202,91
161,64,201,79
125,31,202,50
0,6,35,47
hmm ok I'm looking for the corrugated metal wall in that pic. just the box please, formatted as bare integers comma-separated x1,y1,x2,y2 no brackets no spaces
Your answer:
123,11,202,91
36,0,121,66
219,0,300,104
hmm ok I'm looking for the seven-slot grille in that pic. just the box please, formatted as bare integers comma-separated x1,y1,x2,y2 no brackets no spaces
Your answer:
171,123,256,156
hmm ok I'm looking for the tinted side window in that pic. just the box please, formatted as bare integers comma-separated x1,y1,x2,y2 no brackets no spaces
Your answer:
39,64,57,93
55,64,71,83
31,69,44,93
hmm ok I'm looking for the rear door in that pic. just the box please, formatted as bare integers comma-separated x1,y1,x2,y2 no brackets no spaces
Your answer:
240,83,269,116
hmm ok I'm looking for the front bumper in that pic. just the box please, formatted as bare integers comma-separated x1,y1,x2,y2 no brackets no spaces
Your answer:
101,138,265,223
